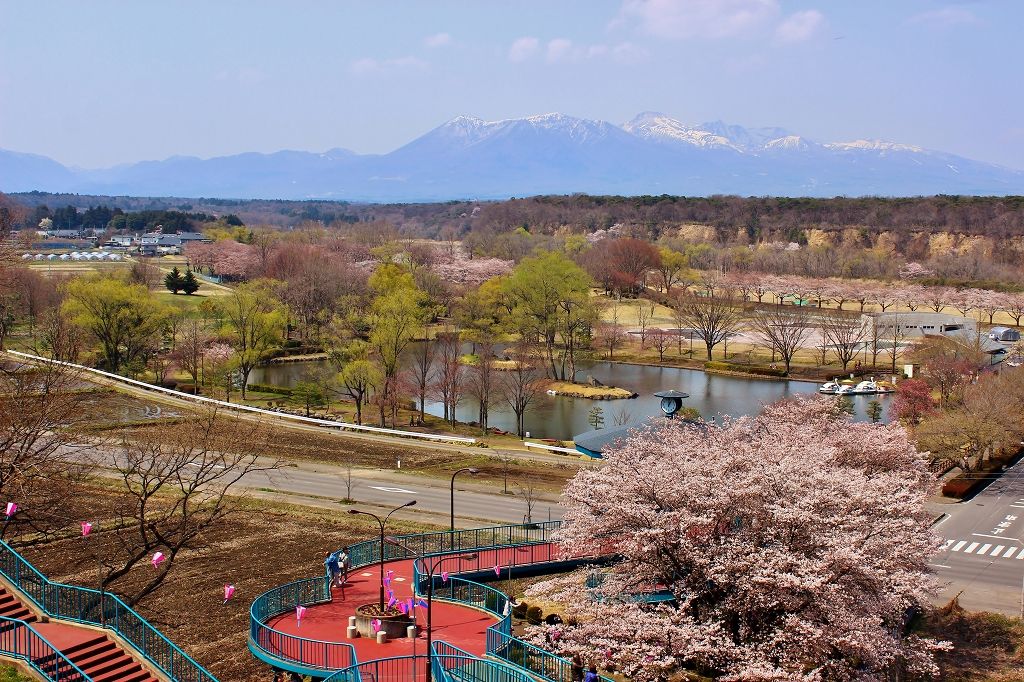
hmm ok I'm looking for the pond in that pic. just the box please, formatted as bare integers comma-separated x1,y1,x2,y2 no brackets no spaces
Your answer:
249,358,891,441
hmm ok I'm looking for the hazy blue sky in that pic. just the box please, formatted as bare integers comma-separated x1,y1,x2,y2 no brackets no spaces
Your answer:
1,1,1020,168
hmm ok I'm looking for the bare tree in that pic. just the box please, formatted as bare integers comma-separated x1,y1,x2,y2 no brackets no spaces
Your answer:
649,328,672,362
673,290,743,361
820,313,866,372
517,481,537,524
172,320,210,394
885,314,908,375
468,337,497,434
635,299,655,348
434,330,465,427
0,361,92,541
597,298,627,360
407,323,436,424
501,338,546,438
102,408,278,605
749,308,812,373
612,406,634,426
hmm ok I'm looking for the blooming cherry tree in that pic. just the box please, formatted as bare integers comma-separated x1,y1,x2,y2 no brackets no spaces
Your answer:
531,396,944,681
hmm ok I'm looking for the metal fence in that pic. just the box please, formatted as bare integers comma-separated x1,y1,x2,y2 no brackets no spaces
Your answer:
0,617,92,681
0,540,215,682
252,521,589,677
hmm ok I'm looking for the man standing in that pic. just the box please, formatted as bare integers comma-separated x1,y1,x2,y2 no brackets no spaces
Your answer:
338,546,351,586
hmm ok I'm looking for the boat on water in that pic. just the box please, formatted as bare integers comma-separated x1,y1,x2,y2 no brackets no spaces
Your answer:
823,379,895,396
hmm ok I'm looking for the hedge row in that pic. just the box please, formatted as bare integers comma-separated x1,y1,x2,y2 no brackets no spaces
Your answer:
246,383,293,396
704,361,788,378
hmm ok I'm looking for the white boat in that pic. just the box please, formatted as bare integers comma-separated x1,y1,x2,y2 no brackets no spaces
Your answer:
818,381,840,394
836,384,855,395
851,381,878,395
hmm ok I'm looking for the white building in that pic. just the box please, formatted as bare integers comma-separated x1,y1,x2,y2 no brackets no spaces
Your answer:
859,312,977,340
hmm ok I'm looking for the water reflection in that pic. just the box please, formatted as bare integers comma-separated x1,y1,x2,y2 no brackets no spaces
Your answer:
249,359,890,440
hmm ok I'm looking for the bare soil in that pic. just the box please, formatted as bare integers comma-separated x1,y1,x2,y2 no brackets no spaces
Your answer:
18,486,441,682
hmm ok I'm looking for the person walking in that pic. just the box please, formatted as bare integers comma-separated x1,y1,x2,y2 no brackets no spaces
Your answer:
570,654,584,682
326,551,342,588
583,665,599,682
338,546,351,585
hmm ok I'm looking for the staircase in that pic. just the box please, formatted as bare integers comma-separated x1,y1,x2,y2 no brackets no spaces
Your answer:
0,586,160,682
0,587,37,623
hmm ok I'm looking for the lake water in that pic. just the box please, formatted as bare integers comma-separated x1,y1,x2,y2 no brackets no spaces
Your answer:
249,358,891,440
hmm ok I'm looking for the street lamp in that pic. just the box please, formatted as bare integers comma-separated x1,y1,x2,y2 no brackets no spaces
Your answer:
449,468,479,531
349,500,416,611
414,551,477,682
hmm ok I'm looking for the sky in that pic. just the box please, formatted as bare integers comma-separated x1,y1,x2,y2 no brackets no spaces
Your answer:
1,0,1021,169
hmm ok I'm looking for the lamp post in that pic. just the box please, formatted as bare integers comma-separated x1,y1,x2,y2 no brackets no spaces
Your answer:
349,500,416,611
415,552,477,682
449,468,479,531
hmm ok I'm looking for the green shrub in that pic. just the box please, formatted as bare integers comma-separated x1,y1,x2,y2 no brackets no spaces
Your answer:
246,383,293,396
704,361,787,377
526,605,543,625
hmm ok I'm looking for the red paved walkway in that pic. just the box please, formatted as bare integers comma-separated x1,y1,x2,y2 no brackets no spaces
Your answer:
265,544,568,669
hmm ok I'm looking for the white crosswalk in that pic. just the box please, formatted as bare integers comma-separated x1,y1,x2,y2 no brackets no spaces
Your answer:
942,539,1024,560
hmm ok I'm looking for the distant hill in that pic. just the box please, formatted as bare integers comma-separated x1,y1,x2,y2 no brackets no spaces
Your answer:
3,112,1023,200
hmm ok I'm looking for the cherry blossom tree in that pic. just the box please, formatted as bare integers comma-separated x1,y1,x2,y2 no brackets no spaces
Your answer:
530,396,944,682
891,378,936,424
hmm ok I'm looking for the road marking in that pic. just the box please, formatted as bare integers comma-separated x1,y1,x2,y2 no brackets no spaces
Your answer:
1010,504,1024,509
928,563,952,569
964,542,979,553
951,540,967,551
978,543,992,554
368,486,416,494
972,533,1019,541
1003,546,1019,558
941,540,954,550
990,545,1005,556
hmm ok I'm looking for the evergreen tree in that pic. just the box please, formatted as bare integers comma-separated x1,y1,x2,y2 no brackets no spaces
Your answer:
867,399,884,424
181,269,200,295
164,267,185,294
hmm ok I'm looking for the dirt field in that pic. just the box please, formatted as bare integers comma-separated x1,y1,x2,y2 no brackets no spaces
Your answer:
18,487,442,682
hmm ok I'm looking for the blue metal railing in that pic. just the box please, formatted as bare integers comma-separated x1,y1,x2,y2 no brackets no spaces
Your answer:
432,641,535,682
322,654,422,682
0,617,93,681
249,521,564,673
248,576,356,670
0,540,216,682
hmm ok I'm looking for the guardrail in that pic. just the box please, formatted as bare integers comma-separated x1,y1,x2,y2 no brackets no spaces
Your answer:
248,576,355,671
432,641,535,682
0,540,216,682
7,351,476,445
0,617,93,681
252,521,577,675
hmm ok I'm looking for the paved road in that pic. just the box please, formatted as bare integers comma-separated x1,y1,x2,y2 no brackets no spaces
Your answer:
930,457,1024,615
74,444,563,528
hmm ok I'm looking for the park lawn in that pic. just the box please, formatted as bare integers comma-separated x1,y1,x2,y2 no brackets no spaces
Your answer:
0,665,34,682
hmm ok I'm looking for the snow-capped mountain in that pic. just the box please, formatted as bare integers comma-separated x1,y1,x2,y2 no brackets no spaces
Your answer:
2,112,1021,200
623,112,740,151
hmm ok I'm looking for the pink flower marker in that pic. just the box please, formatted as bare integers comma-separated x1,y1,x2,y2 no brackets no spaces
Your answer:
5,502,17,518
441,570,449,582
223,584,236,603
80,522,93,537
371,618,381,632
151,552,166,568
493,564,501,576
296,605,307,625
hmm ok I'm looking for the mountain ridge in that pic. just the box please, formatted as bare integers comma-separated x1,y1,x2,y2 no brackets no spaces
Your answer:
2,112,1022,201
